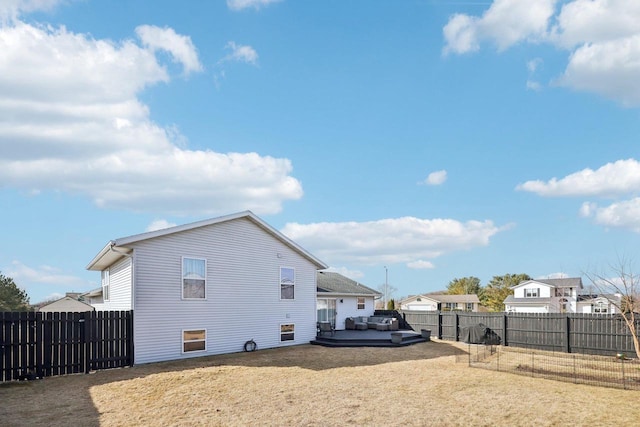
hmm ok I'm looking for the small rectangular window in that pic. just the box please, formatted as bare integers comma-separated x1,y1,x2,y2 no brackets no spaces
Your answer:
183,329,206,352
357,297,365,310
101,270,110,301
280,324,294,341
183,257,206,299
280,267,295,300
525,288,539,298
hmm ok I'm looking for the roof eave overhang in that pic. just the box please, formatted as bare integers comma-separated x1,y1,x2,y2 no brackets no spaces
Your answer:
86,242,132,271
317,292,382,297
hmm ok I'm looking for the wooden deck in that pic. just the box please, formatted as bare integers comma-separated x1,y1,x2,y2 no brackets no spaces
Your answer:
310,329,428,348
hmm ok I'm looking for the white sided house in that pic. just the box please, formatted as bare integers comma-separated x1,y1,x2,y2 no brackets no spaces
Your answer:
504,278,583,313
316,271,381,330
399,294,480,312
86,211,327,364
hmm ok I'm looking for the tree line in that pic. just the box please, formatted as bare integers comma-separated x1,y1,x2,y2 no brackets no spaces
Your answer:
445,274,532,312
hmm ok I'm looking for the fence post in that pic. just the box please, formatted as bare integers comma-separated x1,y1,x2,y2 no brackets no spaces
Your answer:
502,313,508,347
437,311,443,340
565,315,571,354
454,312,460,342
81,311,91,374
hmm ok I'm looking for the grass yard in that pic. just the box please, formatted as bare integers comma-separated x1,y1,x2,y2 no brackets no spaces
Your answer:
1,340,639,426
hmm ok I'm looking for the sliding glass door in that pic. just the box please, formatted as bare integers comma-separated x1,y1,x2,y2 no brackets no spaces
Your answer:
317,299,337,327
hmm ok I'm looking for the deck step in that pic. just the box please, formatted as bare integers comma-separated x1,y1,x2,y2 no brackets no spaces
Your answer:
310,335,428,348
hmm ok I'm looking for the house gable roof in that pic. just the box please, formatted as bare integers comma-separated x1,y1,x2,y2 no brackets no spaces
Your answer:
512,277,583,290
38,296,95,312
317,271,381,296
87,211,328,271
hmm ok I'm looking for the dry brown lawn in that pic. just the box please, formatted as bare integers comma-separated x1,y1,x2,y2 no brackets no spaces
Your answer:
2,340,639,426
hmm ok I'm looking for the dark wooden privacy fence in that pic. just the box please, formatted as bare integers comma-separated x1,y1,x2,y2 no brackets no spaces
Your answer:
401,311,640,357
1,310,133,382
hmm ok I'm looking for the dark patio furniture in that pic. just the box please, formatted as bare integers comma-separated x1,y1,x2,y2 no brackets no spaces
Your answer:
318,321,335,336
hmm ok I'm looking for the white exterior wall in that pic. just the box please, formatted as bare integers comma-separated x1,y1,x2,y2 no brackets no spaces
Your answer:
91,257,132,311
506,304,548,313
401,300,438,311
513,284,552,298
129,217,319,364
334,295,375,329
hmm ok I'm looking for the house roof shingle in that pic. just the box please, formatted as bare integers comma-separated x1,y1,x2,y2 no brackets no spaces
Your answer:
317,271,380,296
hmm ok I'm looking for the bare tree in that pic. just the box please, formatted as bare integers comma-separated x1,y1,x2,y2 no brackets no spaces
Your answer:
584,258,640,359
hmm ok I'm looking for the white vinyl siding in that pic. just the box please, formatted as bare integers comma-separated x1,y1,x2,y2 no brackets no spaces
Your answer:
92,257,132,311
333,295,376,329
129,217,320,364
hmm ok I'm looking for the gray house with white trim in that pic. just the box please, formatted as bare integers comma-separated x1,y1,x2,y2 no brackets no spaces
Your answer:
86,211,327,364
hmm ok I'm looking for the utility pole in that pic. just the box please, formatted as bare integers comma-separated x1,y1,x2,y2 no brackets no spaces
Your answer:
384,266,388,310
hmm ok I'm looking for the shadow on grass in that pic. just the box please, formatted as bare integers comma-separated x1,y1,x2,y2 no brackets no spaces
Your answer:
0,341,466,427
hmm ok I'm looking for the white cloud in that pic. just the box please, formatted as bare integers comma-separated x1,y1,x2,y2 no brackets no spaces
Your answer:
135,25,203,74
421,170,447,186
324,266,365,280
223,41,259,66
0,0,63,22
527,58,543,73
551,0,640,48
558,35,640,106
8,261,88,287
281,216,504,266
146,219,177,232
407,260,435,270
444,0,640,106
227,0,282,11
579,198,640,233
516,159,640,197
443,0,556,54
6,260,94,303
0,21,302,215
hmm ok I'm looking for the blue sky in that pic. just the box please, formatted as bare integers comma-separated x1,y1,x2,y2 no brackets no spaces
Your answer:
1,0,639,304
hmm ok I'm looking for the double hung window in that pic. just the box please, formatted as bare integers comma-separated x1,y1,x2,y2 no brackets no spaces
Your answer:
101,270,110,301
183,257,206,299
525,288,539,298
280,267,295,300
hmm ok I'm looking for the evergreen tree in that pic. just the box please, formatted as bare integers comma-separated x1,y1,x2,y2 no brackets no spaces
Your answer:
483,273,531,311
0,272,31,311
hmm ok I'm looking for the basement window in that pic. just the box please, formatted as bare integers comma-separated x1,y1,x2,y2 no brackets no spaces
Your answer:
183,329,206,353
281,324,294,341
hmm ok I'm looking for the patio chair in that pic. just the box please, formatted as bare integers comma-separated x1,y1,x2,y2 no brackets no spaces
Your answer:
318,321,335,336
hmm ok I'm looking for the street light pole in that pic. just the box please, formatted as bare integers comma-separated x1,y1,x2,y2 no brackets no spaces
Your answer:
384,266,388,310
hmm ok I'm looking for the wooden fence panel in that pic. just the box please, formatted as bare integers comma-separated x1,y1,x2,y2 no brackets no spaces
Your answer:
1,311,132,382
400,310,640,357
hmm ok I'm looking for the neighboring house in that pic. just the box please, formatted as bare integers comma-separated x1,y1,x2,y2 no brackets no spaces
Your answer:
504,278,583,313
400,294,480,312
38,294,95,312
576,294,621,314
81,287,104,306
86,211,328,364
316,271,381,330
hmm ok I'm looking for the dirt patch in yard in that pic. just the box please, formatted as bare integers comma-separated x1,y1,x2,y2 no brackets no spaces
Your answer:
2,341,639,426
